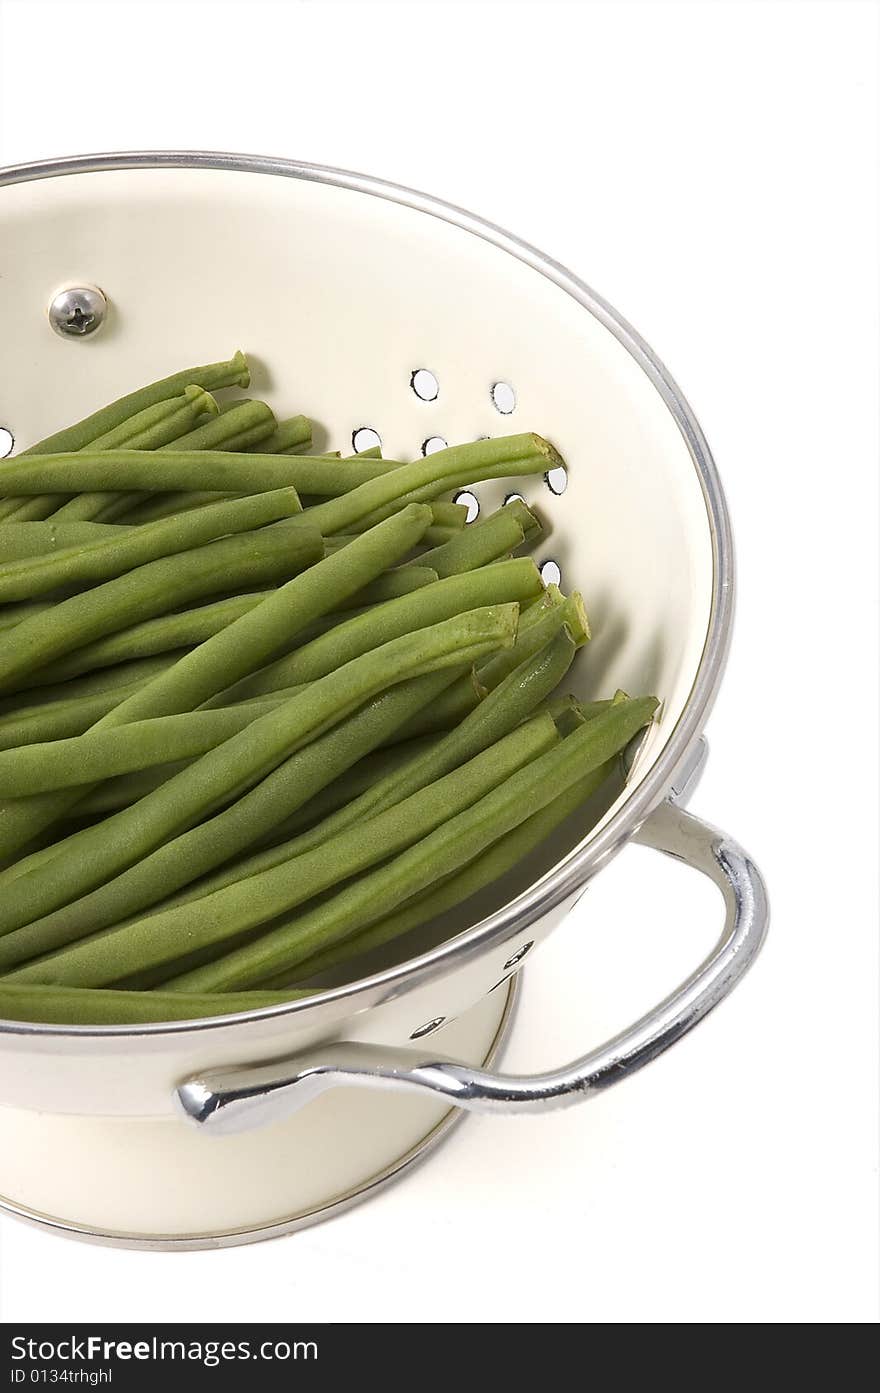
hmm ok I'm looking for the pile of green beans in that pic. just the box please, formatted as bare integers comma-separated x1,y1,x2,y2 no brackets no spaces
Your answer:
0,352,657,1026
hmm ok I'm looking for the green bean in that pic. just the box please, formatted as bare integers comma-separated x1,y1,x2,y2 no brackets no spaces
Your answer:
420,526,459,547
49,387,221,522
425,501,468,530
18,352,249,457
0,604,519,938
330,523,453,548
115,933,272,991
0,606,52,636
339,566,438,610
322,503,461,528
9,766,199,874
396,677,484,744
392,586,587,745
0,796,158,891
0,765,195,884
115,491,238,526
0,487,302,607
5,768,166,858
0,654,182,716
320,629,576,835
0,983,308,1025
214,558,542,702
0,673,460,967
159,697,657,992
483,581,562,637
325,503,468,551
252,417,313,453
0,504,433,772
67,704,316,819
44,688,387,832
4,365,243,521
100,504,431,729
550,697,598,735
553,695,620,735
0,521,130,563
24,592,273,687
86,385,219,452
0,450,393,500
577,694,628,719
347,445,383,460
3,389,222,526
283,456,398,493
0,700,290,797
74,764,190,818
57,685,338,821
0,499,44,522
1,691,302,860
0,529,321,858
412,498,540,577
196,630,577,899
477,585,589,689
298,434,558,536
59,698,301,823
107,402,282,525
13,706,553,988
0,821,80,877
389,672,486,742
221,605,352,663
381,668,487,746
347,490,515,536
0,600,54,633
323,518,460,543
339,519,461,545
297,448,380,466
0,677,153,752
170,398,276,452
244,735,441,853
290,757,622,984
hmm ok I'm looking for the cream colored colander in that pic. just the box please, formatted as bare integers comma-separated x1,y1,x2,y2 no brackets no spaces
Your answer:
0,152,767,1247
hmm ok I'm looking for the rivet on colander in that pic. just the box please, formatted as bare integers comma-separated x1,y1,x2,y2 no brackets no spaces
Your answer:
503,941,534,972
410,1016,446,1039
545,466,568,495
351,426,382,453
410,368,439,401
540,559,562,586
421,436,447,456
48,285,107,339
0,427,14,459
452,489,480,522
490,381,516,415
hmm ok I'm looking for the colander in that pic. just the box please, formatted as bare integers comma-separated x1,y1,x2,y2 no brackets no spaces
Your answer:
0,151,768,1249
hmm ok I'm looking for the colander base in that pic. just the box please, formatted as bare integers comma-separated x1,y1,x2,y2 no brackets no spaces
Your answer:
0,976,517,1250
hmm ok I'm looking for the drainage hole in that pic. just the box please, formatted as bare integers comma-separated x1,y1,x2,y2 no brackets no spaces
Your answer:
352,426,382,453
452,489,480,522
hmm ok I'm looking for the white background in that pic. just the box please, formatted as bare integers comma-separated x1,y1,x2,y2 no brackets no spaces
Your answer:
0,0,877,1325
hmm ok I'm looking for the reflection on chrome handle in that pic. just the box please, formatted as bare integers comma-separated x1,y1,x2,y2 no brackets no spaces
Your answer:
178,801,768,1135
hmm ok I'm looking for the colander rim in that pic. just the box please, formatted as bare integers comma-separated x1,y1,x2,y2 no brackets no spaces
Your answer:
0,150,734,1041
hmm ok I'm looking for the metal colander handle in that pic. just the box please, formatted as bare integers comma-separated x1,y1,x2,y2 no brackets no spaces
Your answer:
177,800,768,1133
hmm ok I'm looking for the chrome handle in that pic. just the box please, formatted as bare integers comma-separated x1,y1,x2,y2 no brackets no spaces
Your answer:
177,800,768,1134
